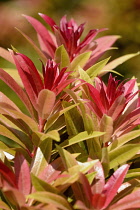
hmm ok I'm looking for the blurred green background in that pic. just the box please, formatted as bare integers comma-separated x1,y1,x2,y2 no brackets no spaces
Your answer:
0,0,140,79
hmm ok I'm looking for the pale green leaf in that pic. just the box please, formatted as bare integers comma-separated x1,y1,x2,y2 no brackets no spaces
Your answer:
86,57,110,79
31,174,59,194
54,45,70,69
67,52,91,72
27,191,72,210
103,52,140,70
54,160,98,188
100,114,113,144
79,66,93,84
126,168,140,180
0,200,11,210
108,130,140,151
60,131,105,148
30,139,52,176
109,144,140,169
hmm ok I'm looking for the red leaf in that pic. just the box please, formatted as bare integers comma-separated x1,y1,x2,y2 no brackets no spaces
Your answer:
14,152,31,195
102,164,129,209
0,161,17,188
0,68,35,118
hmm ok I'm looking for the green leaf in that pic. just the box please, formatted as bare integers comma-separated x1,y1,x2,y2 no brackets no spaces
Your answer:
62,101,84,136
27,191,72,210
100,114,113,144
103,52,140,70
56,145,77,170
86,57,110,79
45,103,79,131
60,131,105,148
31,173,59,194
30,139,52,176
37,89,56,119
125,168,140,180
54,160,98,188
79,66,93,84
54,45,70,69
0,125,26,149
108,130,140,151
101,147,109,177
109,144,140,169
0,200,11,210
67,51,91,72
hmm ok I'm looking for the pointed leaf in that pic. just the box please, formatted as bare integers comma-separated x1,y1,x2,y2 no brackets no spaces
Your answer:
31,173,59,194
104,52,140,70
37,89,56,119
0,68,36,118
28,191,72,210
109,130,140,151
54,45,70,69
60,131,105,148
30,139,52,176
86,57,110,79
14,152,31,195
108,189,140,210
0,47,14,64
109,144,140,169
0,200,10,210
103,164,129,209
67,52,91,72
79,66,93,84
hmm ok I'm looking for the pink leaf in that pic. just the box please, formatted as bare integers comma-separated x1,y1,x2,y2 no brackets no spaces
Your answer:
79,173,92,203
102,164,129,209
0,68,35,119
90,161,105,194
108,189,140,210
0,47,14,64
23,15,56,58
14,152,31,195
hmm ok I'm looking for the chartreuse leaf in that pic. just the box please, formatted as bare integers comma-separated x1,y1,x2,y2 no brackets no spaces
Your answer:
109,144,140,169
79,66,93,84
100,114,113,145
27,191,72,210
60,131,105,149
103,52,140,70
37,89,56,119
0,125,26,149
31,173,59,194
101,147,109,177
62,101,84,136
30,139,52,176
54,160,98,188
32,130,60,147
67,51,91,72
86,57,110,79
0,200,11,210
2,68,23,87
45,103,79,131
54,45,70,69
108,130,140,151
125,168,140,180
56,145,77,170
